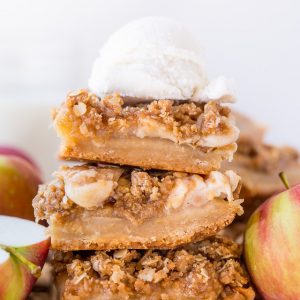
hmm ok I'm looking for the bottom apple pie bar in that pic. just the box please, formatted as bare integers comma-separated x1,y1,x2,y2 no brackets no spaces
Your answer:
53,236,255,300
33,164,243,250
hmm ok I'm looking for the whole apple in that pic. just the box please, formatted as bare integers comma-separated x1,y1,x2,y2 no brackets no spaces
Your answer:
0,146,40,173
244,179,300,299
0,155,42,220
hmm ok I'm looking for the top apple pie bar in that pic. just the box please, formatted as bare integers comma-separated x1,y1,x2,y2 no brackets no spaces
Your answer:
53,90,239,174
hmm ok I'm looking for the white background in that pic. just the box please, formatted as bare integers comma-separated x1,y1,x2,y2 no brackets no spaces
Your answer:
0,0,299,177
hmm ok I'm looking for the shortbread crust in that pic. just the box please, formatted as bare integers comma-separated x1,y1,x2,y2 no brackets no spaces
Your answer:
53,90,239,174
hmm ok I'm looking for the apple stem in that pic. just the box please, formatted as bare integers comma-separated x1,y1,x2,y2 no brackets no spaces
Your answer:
279,172,290,189
0,244,41,278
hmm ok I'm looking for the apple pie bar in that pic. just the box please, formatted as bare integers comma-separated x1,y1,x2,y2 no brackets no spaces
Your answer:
218,111,300,221
33,164,243,251
223,143,300,221
53,90,239,174
53,236,254,300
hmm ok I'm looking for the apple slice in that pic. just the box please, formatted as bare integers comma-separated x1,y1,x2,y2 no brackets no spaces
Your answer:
0,216,50,300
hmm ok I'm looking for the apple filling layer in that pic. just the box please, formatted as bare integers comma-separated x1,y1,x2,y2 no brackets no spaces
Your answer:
53,236,255,300
33,164,243,250
53,90,239,174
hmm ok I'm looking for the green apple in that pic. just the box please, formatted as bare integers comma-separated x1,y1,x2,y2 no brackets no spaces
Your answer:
244,174,300,299
0,215,50,300
0,155,42,220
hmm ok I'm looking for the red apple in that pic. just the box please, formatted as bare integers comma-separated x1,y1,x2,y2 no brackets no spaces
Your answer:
0,146,40,173
0,155,42,220
0,215,50,300
244,174,300,299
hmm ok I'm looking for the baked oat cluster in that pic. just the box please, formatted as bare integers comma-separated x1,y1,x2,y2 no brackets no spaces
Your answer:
34,165,243,225
53,236,254,300
54,90,231,144
34,90,255,298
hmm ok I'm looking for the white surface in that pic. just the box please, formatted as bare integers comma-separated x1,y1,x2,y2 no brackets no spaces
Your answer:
0,216,48,247
0,249,10,264
0,0,299,177
89,17,233,102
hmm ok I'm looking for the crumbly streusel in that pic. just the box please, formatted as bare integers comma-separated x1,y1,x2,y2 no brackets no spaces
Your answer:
53,89,232,145
33,164,241,226
53,236,255,300
34,165,174,225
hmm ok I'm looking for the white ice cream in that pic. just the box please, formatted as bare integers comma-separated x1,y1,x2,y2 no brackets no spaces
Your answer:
89,17,235,102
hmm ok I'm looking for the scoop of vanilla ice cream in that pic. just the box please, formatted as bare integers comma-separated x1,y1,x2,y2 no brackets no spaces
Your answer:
88,17,235,102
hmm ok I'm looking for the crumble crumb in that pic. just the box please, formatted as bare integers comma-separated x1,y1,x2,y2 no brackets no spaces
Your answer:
33,165,242,225
54,90,234,146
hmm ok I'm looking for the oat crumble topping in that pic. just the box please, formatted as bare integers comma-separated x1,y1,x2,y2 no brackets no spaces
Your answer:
33,165,241,225
53,89,234,148
53,236,254,299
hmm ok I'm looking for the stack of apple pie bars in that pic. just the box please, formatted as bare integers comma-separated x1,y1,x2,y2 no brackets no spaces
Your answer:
33,18,255,300
33,89,254,299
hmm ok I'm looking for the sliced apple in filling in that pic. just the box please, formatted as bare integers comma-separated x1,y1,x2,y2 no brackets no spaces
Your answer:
33,164,243,250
